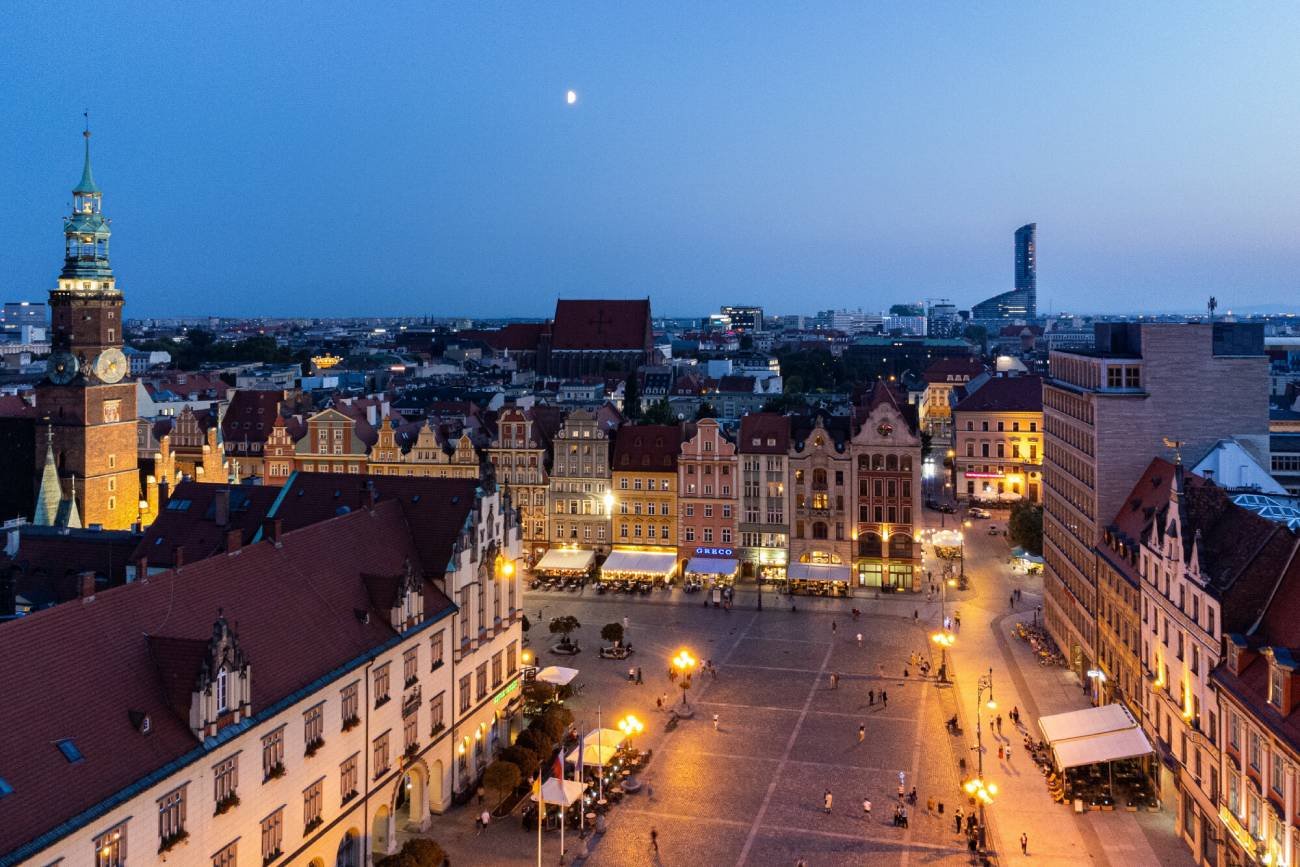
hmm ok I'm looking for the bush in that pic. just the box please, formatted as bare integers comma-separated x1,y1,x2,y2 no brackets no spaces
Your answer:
483,760,523,806
517,727,555,757
548,615,581,643
601,622,624,645
499,744,539,776
1009,502,1043,555
375,838,445,867
542,705,574,731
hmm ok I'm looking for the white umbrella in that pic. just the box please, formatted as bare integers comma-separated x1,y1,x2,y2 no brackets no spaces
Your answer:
536,666,580,686
566,741,620,767
529,777,586,805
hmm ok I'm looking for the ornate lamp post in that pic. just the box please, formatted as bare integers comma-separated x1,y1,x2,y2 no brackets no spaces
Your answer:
672,649,697,714
967,668,997,849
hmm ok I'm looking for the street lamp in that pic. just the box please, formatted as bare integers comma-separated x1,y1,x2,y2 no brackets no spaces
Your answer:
960,520,972,579
617,714,644,750
971,668,996,848
931,630,955,683
672,649,697,711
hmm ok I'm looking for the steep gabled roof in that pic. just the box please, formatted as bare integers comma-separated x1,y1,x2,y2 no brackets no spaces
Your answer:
612,424,682,472
738,413,791,454
954,375,1043,414
551,299,652,351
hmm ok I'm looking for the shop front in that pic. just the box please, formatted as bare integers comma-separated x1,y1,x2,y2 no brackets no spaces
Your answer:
856,562,916,591
683,546,739,588
533,547,596,579
788,561,852,597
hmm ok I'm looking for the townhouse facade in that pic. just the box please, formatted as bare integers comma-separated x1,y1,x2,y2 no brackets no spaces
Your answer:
736,413,791,581
851,386,923,591
952,374,1043,503
788,413,854,570
546,409,615,554
488,406,556,566
676,419,738,572
612,424,682,554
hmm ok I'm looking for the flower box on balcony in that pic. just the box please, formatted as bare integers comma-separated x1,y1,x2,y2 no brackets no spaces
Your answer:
304,816,323,834
214,793,241,815
305,737,325,758
341,788,358,805
404,742,420,760
262,848,282,866
342,714,361,732
404,676,419,689
158,829,189,854
430,722,446,738
264,762,286,782
374,695,391,709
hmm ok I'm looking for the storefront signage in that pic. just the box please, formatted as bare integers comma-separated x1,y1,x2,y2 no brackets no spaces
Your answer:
694,547,734,557
492,678,520,705
964,472,1006,479
1218,806,1257,858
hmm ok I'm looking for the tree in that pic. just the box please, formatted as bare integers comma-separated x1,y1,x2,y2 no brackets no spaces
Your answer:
376,838,446,867
600,622,624,646
694,402,718,420
483,760,522,807
640,398,677,425
516,727,555,758
739,334,754,351
624,372,642,421
499,744,539,777
548,615,581,647
1008,501,1043,555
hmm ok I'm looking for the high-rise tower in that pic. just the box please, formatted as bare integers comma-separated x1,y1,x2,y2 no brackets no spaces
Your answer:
1014,222,1036,317
33,123,140,529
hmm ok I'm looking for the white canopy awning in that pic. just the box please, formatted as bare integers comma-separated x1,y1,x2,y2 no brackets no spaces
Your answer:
535,666,580,686
531,777,587,805
601,550,678,578
1052,726,1154,769
930,529,964,547
566,741,620,767
787,563,851,583
1038,703,1136,743
535,548,595,573
685,557,738,576
583,728,626,750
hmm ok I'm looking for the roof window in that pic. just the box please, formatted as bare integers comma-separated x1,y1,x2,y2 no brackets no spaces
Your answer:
55,739,83,763
0,778,12,798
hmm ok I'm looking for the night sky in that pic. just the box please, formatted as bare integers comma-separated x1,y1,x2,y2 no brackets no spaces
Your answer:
2,3,1298,318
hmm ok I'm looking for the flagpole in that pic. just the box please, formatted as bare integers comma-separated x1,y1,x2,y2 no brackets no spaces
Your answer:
578,723,585,833
536,758,543,867
597,705,605,805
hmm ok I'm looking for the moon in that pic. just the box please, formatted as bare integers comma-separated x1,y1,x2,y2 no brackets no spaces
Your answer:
566,90,577,105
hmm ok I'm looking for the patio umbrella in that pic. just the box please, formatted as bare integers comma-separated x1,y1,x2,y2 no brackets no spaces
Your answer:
536,666,580,686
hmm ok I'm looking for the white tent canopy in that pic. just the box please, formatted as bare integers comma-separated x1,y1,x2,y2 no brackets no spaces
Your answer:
684,557,738,576
1053,727,1154,769
1038,703,1136,743
535,666,580,686
787,563,851,583
600,550,678,579
535,548,595,573
531,777,586,805
566,741,620,767
583,728,625,750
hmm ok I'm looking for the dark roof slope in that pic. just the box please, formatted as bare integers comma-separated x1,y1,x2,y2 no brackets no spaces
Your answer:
738,413,791,454
6,526,142,610
221,390,285,446
130,483,282,569
0,502,452,860
551,299,652,351
612,424,682,472
954,375,1043,413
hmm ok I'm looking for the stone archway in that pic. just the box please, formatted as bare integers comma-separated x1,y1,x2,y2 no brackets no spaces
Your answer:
336,828,360,867
394,761,430,832
371,804,394,857
427,759,446,814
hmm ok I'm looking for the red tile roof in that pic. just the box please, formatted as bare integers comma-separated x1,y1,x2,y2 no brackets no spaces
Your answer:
221,390,285,446
612,424,682,472
923,357,986,384
0,501,454,861
738,413,791,454
458,323,547,352
0,395,37,418
551,299,652,351
130,483,283,569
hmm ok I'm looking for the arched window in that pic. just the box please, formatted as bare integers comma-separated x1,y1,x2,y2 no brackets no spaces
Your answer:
872,454,884,470
889,534,913,559
858,533,883,558
901,456,912,472
885,454,898,471
858,455,869,472
812,469,827,490
812,522,828,540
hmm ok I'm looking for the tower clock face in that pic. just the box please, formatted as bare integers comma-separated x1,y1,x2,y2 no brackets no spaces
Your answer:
47,352,79,385
876,422,894,437
92,348,127,384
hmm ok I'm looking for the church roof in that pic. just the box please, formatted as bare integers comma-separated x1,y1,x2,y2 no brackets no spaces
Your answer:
551,299,652,351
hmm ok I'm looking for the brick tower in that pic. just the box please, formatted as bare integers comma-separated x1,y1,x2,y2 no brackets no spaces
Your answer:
33,121,140,529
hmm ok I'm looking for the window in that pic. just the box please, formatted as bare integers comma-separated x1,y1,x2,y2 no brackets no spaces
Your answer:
304,778,323,830
374,663,391,706
94,822,128,867
1271,752,1284,795
340,754,359,803
214,755,239,807
430,692,445,733
213,841,237,867
261,807,284,862
476,663,488,700
492,651,503,687
425,631,443,671
341,681,359,727
404,714,419,752
459,674,471,712
1249,730,1261,771
403,646,419,686
373,731,391,777
1269,666,1284,709
304,704,324,751
262,727,285,779
216,667,229,712
158,785,187,846
507,641,518,675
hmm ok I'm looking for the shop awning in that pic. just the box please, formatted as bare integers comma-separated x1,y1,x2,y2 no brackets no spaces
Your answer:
1038,703,1136,743
535,548,595,573
1052,727,1154,769
535,666,580,686
600,550,677,579
787,563,851,583
685,557,737,576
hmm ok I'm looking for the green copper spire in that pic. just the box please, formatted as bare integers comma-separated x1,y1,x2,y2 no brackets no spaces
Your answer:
73,113,100,196
33,426,61,526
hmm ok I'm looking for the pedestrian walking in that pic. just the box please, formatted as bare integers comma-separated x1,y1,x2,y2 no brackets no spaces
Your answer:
909,651,917,667
713,713,719,731
882,690,888,708
650,828,659,854
623,616,629,631
878,663,885,678
997,744,1004,760
656,694,663,712
1006,745,1012,765
927,796,936,814
477,785,485,806
913,609,919,622
1020,832,1028,855
863,798,872,819
832,620,837,635
830,672,839,689
856,632,863,648
480,809,490,830
868,689,875,706
858,724,865,743
954,610,961,630
661,692,669,710
1009,592,1015,609
996,714,1002,735
897,782,905,801
636,667,644,685
955,808,963,834
824,791,833,813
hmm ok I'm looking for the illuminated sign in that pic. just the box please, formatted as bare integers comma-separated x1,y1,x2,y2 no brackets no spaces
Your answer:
694,547,734,557
492,678,521,705
311,354,342,369
1219,806,1257,858
965,472,1006,479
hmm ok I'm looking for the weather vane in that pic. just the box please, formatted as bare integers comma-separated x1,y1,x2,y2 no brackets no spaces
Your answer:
1162,437,1184,464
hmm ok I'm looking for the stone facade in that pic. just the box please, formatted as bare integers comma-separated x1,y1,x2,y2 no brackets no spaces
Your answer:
850,392,923,592
676,419,738,572
546,409,613,553
789,415,853,569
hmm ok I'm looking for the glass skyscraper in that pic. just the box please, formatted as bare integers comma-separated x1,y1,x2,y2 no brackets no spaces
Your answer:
971,222,1037,320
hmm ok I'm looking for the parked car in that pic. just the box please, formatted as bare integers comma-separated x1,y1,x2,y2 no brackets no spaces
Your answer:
937,503,957,514
988,525,1001,535
968,507,991,519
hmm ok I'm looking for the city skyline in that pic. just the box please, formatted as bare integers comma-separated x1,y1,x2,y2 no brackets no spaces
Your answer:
3,5,1300,319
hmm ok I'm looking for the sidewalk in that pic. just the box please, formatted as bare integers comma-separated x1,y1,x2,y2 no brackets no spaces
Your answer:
940,526,1190,867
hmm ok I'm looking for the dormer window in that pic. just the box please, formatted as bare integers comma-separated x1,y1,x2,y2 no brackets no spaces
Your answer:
216,668,228,713
1269,666,1283,709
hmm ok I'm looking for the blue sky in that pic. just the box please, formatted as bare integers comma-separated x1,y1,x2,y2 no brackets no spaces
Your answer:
2,3,1298,318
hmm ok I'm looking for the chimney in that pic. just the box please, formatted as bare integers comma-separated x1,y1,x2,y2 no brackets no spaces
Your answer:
263,517,282,544
79,570,96,598
173,545,185,568
366,403,378,427
136,555,149,581
214,488,231,526
226,527,242,553
158,476,171,509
